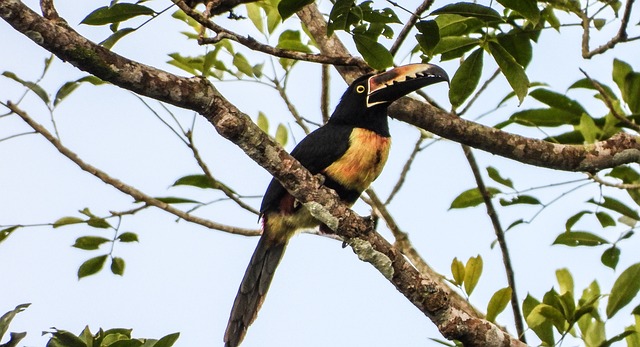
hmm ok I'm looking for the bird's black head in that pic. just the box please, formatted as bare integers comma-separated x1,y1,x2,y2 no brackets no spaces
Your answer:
330,63,449,135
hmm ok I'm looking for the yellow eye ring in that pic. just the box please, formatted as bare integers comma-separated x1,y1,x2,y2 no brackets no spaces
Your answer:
356,85,366,93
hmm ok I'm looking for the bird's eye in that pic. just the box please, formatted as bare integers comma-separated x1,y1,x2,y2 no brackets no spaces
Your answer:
356,85,366,93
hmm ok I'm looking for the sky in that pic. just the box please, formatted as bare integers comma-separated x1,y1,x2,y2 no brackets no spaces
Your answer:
2,0,640,346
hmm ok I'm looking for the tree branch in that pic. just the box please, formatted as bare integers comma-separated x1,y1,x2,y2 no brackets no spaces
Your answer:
581,0,636,58
462,145,526,342
173,0,368,68
389,0,434,56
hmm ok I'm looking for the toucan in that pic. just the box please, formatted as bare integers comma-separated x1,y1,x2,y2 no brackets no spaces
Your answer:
224,63,449,347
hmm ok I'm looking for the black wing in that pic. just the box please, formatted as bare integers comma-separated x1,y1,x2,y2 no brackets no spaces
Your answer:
260,123,352,214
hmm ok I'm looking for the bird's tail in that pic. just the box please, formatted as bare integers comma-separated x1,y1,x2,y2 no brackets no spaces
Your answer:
224,232,288,347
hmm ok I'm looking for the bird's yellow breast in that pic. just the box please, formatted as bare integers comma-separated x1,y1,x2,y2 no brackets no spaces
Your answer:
323,128,391,192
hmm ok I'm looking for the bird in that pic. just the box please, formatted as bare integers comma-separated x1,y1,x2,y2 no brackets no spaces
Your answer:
224,63,449,347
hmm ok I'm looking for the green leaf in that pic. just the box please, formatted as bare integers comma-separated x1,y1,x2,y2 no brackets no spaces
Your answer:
527,303,566,332
46,329,88,347
153,332,180,347
553,231,609,247
496,0,540,25
601,246,620,270
510,108,581,127
486,287,512,322
624,72,640,114
613,58,633,95
155,196,201,204
117,232,139,243
257,112,269,133
497,31,533,68
2,71,50,105
0,303,30,341
111,257,125,276
565,210,592,231
352,34,393,70
277,0,313,19
245,3,264,33
431,2,502,22
523,295,555,345
276,30,312,53
556,268,574,295
233,53,254,77
53,216,84,228
568,78,617,100
464,255,483,296
451,257,465,285
275,124,288,146
486,166,513,189
499,195,541,206
432,36,478,55
593,18,607,30
0,226,19,244
100,28,136,49
434,14,484,37
607,263,640,318
487,41,529,104
327,0,356,34
415,20,440,54
80,4,155,25
449,47,483,108
595,211,616,228
54,76,104,106
449,187,501,209
78,255,108,279
72,236,111,250
87,217,111,229
172,174,213,189
588,196,640,221
577,113,601,143
529,88,587,116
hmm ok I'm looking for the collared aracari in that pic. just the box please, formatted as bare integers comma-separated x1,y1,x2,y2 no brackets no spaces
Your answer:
224,63,449,347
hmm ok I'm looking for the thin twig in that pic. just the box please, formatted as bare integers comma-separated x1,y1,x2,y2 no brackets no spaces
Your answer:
462,145,526,342
186,131,260,214
385,132,425,205
579,68,640,133
588,172,640,189
321,64,330,124
173,0,367,68
458,69,500,116
272,78,311,134
389,0,435,56
582,0,636,58
6,101,259,236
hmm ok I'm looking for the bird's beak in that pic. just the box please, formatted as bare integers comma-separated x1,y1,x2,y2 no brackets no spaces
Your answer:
367,63,449,108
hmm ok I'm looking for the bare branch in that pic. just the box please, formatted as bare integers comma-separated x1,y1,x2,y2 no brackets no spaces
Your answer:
5,101,259,237
582,0,636,58
462,145,526,342
186,131,260,215
385,132,424,205
321,64,330,124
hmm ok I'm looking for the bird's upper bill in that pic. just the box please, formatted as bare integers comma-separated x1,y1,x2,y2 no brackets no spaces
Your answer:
367,63,449,107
